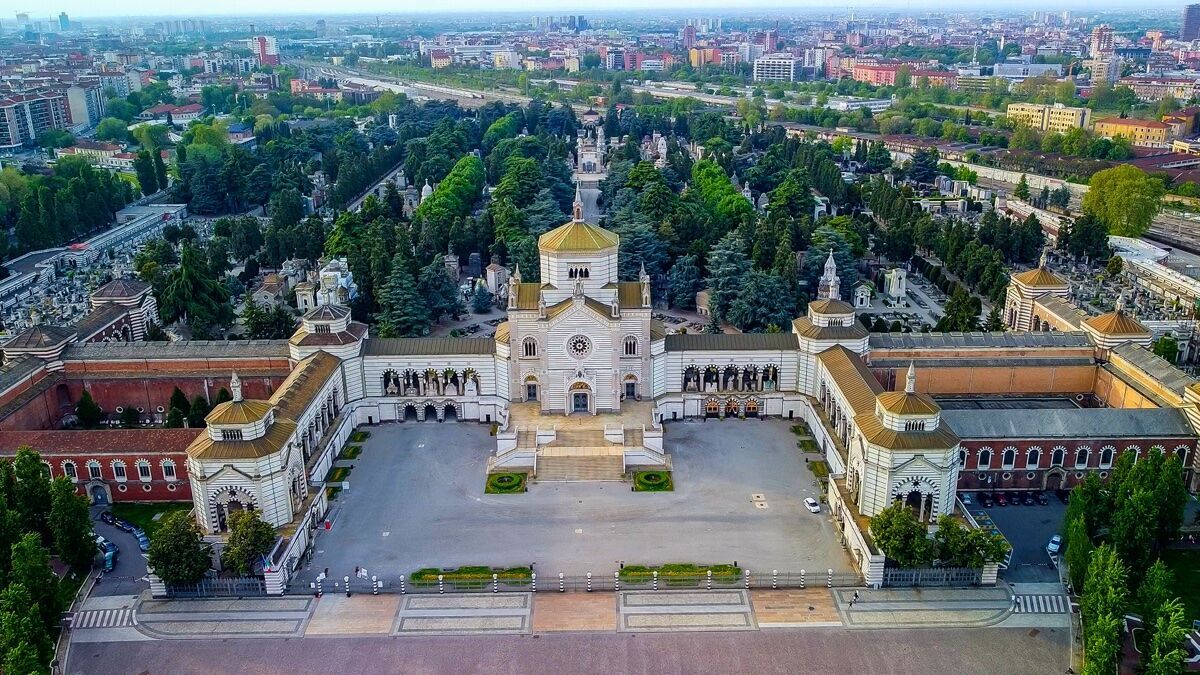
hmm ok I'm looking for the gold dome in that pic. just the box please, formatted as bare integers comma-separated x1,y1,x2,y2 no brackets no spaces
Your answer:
537,221,619,253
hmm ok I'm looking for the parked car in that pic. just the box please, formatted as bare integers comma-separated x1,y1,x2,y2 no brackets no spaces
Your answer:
1008,491,1022,505
979,492,994,508
1056,489,1071,504
960,492,973,507
133,529,150,552
1046,534,1063,556
1036,492,1049,505
113,517,136,533
995,492,1008,506
804,497,821,514
1022,493,1035,506
95,535,118,572
99,511,116,526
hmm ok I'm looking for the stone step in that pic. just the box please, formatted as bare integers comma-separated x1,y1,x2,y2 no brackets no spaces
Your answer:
516,429,537,449
535,455,624,482
623,427,644,446
548,429,612,448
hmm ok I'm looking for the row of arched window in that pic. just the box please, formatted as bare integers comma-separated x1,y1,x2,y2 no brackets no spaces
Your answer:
521,336,640,358
49,458,178,483
960,444,1189,471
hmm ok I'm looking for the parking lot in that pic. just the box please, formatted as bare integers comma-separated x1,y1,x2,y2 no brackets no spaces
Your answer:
294,419,853,588
965,496,1067,584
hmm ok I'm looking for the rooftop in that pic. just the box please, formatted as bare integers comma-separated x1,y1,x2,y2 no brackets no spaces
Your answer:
664,333,799,352
61,340,290,361
363,337,495,356
941,407,1193,440
537,221,619,253
868,331,1093,350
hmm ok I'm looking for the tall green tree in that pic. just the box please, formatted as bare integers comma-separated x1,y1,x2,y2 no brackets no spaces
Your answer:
870,502,933,568
48,476,94,570
0,583,52,672
75,390,103,428
10,533,61,628
148,512,211,585
220,510,276,575
133,150,158,195
1081,165,1165,238
1145,598,1189,675
12,448,51,539
377,251,430,337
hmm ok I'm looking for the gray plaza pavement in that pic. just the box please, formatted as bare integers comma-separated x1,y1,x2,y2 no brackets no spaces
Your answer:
68,626,1069,675
295,419,852,587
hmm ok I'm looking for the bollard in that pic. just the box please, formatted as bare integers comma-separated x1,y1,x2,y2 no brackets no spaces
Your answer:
772,570,778,590
438,574,444,594
316,577,323,597
587,572,592,592
399,575,406,594
706,570,712,590
800,569,806,589
744,569,751,590
652,570,658,591
493,573,499,593
345,575,351,597
827,568,833,588
559,573,565,593
531,573,537,593
372,575,379,595
614,571,620,592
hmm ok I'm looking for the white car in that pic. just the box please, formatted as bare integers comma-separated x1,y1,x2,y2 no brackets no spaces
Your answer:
1046,534,1063,555
804,497,821,513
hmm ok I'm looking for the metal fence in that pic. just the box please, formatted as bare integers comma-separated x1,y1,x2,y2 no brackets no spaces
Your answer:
167,576,267,598
882,567,983,588
295,569,864,596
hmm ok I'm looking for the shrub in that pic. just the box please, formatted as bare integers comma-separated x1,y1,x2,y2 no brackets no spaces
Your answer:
410,566,532,587
486,472,526,494
798,439,820,453
618,563,741,583
341,445,362,459
325,466,350,483
634,470,674,492
350,430,371,442
810,460,830,479
790,424,812,437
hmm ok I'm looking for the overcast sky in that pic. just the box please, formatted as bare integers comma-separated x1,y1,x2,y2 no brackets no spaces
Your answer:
24,0,1173,20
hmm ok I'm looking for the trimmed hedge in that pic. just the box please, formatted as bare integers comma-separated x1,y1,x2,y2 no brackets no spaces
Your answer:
618,563,741,583
341,445,362,459
798,439,820,453
410,566,532,587
350,430,371,442
486,472,526,494
325,466,350,483
790,424,812,437
633,470,673,492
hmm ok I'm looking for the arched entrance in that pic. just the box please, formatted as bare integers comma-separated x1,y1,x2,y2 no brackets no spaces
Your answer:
213,489,253,532
1044,468,1066,491
89,483,110,505
724,398,739,418
745,398,760,418
402,403,418,422
705,398,720,419
443,404,457,421
568,382,591,414
423,404,439,422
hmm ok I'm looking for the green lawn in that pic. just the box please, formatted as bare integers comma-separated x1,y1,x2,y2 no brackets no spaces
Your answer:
110,503,192,540
1161,549,1200,623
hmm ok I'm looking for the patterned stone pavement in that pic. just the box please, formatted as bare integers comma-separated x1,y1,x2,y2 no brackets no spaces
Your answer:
391,593,533,635
134,597,316,640
532,592,616,632
617,590,757,632
750,588,842,627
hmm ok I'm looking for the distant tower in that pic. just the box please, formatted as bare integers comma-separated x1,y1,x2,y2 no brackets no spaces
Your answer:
572,182,584,222
818,250,841,301
1186,4,1200,41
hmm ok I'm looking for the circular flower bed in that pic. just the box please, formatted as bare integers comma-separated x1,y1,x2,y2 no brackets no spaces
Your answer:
485,472,526,494
634,470,674,492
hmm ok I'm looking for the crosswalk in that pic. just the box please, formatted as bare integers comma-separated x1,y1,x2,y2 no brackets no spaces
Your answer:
1013,594,1068,614
73,607,136,628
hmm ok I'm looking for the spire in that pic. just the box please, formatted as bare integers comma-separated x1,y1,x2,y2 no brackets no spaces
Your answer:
231,372,243,402
638,262,649,282
572,182,584,222
818,248,841,301
511,263,521,282
905,362,917,394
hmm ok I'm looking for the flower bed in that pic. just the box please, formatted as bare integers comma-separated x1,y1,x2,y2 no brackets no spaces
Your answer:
633,470,673,492
410,566,533,588
325,466,350,483
810,460,830,479
485,472,526,494
350,430,371,442
798,438,820,453
618,563,741,584
341,445,363,459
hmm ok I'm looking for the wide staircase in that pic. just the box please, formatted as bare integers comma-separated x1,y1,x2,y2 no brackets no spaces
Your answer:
535,455,625,482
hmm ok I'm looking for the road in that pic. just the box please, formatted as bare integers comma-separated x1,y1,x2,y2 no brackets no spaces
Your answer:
90,505,149,598
67,627,1067,675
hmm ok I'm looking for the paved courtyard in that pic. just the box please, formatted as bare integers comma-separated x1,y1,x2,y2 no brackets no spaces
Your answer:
295,419,851,587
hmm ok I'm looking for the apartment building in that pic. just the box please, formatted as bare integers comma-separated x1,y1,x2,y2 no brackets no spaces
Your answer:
1093,117,1172,148
0,92,70,150
1006,103,1090,134
752,54,797,82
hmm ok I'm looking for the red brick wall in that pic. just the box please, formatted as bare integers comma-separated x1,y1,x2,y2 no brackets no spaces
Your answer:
39,450,191,503
956,438,1195,491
